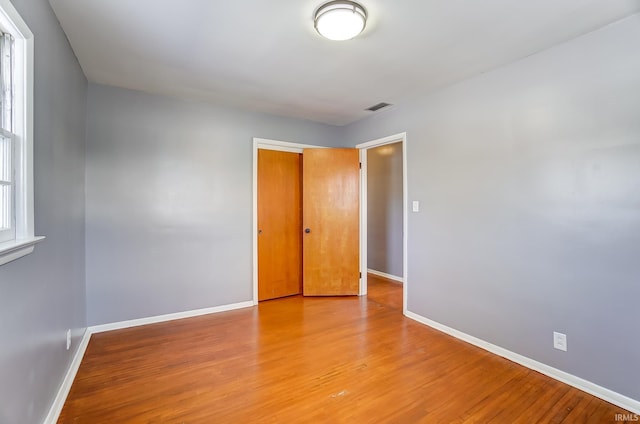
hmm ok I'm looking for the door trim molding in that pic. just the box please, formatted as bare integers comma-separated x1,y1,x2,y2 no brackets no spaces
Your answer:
252,138,325,304
356,132,408,313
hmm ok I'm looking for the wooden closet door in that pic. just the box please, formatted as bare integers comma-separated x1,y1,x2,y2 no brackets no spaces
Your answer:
257,149,302,301
302,148,360,296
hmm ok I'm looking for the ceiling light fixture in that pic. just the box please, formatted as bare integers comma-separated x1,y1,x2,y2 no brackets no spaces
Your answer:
314,1,367,41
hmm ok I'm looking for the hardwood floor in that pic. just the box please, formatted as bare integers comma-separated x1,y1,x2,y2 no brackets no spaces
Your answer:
59,280,633,423
367,273,403,311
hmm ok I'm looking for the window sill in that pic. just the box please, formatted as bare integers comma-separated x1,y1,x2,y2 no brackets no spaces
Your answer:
0,236,45,266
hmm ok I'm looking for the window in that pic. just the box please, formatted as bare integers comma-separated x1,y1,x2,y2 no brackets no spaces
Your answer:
0,31,15,244
0,0,42,266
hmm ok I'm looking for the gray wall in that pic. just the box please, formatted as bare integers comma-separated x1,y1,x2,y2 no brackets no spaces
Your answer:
85,83,343,326
0,0,87,423
346,15,640,401
367,142,403,277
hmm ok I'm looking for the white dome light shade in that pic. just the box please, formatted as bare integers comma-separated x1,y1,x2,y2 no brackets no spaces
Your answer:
314,1,367,41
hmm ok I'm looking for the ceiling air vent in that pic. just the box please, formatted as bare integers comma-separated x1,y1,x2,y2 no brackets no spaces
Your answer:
365,102,392,112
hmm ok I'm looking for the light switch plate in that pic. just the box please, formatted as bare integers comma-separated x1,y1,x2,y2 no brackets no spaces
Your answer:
412,201,420,212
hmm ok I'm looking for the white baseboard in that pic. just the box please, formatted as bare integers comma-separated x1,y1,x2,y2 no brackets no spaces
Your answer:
404,310,640,415
89,301,255,333
367,269,404,283
44,300,255,423
43,329,92,424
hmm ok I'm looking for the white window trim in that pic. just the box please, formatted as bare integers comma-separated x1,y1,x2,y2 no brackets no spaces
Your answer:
0,0,44,266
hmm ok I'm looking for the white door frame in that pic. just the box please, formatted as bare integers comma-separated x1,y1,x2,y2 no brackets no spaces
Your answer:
252,138,324,304
356,132,408,314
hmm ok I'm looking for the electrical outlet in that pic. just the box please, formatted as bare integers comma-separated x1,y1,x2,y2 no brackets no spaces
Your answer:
66,329,71,350
553,331,567,352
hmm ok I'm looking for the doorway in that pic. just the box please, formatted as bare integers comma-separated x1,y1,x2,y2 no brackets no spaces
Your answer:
252,138,361,302
357,133,408,314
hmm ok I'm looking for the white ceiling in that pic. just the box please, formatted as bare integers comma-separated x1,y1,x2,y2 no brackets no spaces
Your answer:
49,0,640,126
